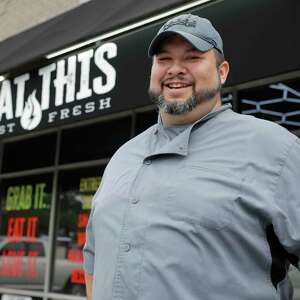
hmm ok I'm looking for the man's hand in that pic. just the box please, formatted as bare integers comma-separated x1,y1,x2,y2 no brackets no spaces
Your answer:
85,272,93,300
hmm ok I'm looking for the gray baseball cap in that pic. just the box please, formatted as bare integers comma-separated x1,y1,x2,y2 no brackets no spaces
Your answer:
148,14,223,56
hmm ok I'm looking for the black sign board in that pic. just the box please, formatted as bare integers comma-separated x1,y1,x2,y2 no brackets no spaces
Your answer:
0,36,153,138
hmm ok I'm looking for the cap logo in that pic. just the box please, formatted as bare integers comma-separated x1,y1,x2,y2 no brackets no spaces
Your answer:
162,17,196,31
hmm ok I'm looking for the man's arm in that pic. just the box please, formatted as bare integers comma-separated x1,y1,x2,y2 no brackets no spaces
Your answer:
83,176,106,299
272,137,300,270
85,272,93,300
83,204,96,299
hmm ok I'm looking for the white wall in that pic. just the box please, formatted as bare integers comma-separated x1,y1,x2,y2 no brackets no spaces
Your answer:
0,0,91,42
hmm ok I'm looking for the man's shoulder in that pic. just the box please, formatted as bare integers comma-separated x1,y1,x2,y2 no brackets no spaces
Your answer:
217,110,298,164
225,109,295,144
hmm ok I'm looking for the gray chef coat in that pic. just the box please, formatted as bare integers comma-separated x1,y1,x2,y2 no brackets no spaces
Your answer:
83,104,300,300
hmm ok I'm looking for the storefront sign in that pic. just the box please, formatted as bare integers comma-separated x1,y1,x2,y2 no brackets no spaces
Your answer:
0,176,51,284
5,183,47,211
0,249,39,279
0,43,117,137
65,175,99,285
79,176,100,210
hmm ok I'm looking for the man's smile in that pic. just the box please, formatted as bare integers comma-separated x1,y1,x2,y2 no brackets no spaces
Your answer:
162,80,193,96
165,82,192,89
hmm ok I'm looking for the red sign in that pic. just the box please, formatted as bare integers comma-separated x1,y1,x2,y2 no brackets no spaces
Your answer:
67,249,83,263
71,269,85,284
0,250,39,278
7,216,38,241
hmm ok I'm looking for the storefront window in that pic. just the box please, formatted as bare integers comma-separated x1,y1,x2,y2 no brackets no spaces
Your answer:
0,174,52,291
135,110,157,135
222,93,233,105
238,79,300,131
2,133,57,173
59,116,132,164
53,166,105,296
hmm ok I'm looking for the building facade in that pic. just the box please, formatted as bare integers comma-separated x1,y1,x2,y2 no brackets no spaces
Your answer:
0,0,299,299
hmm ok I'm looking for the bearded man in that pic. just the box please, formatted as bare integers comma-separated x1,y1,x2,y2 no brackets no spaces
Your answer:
84,14,300,300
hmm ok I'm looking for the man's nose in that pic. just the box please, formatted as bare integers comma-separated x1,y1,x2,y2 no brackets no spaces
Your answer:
167,61,187,76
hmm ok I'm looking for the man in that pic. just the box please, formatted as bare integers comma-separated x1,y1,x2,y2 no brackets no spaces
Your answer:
83,13,300,300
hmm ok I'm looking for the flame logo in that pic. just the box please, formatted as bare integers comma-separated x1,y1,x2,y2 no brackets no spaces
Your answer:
20,90,42,131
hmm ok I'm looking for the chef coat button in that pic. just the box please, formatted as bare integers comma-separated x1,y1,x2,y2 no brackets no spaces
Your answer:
131,198,139,204
123,243,131,252
144,159,152,165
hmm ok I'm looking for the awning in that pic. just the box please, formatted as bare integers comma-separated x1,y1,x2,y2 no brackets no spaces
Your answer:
0,0,189,75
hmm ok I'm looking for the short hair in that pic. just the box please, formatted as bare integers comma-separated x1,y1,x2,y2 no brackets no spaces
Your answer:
214,49,225,67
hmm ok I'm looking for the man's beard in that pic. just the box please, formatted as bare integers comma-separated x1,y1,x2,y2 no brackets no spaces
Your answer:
148,81,222,115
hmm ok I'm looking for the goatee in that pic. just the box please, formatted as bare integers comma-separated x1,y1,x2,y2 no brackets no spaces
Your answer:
149,84,221,115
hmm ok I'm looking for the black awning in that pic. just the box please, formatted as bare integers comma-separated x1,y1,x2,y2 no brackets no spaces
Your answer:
0,0,186,75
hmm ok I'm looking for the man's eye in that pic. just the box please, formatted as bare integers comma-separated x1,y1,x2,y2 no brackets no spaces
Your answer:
187,56,200,60
158,57,171,61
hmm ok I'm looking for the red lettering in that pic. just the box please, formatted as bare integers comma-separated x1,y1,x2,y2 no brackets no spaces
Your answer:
5,250,25,257
78,213,89,228
26,217,38,240
0,254,24,277
71,269,85,284
6,218,15,239
7,217,26,241
14,256,23,277
28,250,38,257
76,232,86,247
7,217,39,241
27,255,38,279
0,255,9,276
67,249,83,262
26,250,38,279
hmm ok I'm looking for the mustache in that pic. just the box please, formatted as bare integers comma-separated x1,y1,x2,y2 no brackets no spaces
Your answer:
161,76,193,85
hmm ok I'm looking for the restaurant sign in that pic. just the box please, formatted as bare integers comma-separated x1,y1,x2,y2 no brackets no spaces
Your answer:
0,42,117,137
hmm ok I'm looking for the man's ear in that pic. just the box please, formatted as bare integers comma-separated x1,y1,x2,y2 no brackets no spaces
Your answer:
219,60,230,85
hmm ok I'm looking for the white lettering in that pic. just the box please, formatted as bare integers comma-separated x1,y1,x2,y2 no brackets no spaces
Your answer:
76,49,93,100
48,111,58,123
46,100,105,123
0,80,14,121
0,123,16,135
54,55,76,106
7,122,15,132
93,43,117,94
14,73,30,117
38,63,56,110
99,97,111,110
60,108,70,119
72,105,82,116
85,101,95,113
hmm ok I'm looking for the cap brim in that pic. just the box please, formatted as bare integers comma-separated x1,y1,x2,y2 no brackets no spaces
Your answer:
148,30,214,57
